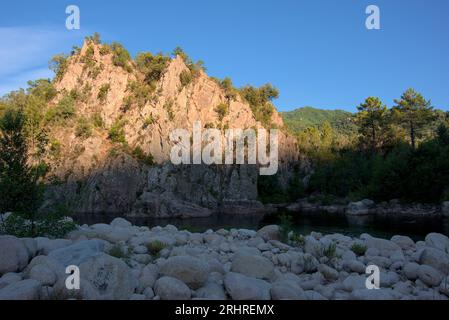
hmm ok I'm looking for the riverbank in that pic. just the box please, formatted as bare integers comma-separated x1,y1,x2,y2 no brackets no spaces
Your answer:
283,198,449,219
1,217,449,300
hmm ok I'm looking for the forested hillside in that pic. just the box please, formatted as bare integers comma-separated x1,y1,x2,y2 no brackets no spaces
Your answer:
280,95,449,204
282,106,356,136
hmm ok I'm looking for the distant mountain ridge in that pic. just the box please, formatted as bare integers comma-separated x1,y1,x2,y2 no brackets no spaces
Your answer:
281,106,356,136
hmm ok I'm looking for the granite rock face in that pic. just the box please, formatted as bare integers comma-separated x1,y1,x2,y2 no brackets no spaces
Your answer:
39,41,299,217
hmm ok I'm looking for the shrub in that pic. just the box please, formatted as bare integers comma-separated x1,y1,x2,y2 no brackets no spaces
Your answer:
45,94,76,123
146,241,166,257
220,77,238,102
0,212,76,239
351,243,367,256
97,83,111,103
172,46,191,64
258,174,290,204
75,117,92,139
99,44,111,56
49,139,62,158
239,84,278,127
110,42,132,72
132,146,155,166
323,242,338,259
126,81,153,108
49,54,69,81
290,232,305,246
214,103,229,121
27,79,57,102
81,44,96,70
108,119,127,144
79,83,92,103
108,244,131,260
91,112,104,128
179,70,193,88
173,46,204,79
135,52,170,85
143,115,155,129
85,32,101,44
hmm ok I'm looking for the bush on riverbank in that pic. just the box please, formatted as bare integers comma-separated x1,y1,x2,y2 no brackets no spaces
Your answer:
0,212,76,238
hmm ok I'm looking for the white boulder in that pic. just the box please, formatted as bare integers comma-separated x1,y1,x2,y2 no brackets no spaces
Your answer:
224,272,271,300
154,276,191,300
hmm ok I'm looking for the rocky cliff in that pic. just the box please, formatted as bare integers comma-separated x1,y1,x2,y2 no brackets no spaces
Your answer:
41,40,300,217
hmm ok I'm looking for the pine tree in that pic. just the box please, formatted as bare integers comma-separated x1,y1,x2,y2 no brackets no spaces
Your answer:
393,89,435,149
355,97,389,152
0,109,42,220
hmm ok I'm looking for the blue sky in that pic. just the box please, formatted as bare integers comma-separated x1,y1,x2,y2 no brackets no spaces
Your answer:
0,0,448,112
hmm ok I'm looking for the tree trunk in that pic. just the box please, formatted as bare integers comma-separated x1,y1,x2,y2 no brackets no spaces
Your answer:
410,121,416,149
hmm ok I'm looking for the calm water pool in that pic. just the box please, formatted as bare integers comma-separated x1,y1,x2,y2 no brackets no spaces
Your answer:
73,211,449,241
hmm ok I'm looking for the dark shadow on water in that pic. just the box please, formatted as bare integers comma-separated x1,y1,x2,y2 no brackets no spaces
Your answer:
73,211,449,241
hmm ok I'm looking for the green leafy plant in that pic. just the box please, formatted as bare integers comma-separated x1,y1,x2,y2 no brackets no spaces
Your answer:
108,119,127,144
108,244,131,260
135,52,170,85
49,54,69,81
146,241,166,257
143,114,155,129
75,117,92,139
0,211,76,239
290,232,305,246
350,243,367,256
45,94,76,123
323,242,338,260
91,112,104,128
179,70,193,88
214,103,229,121
110,42,132,72
132,146,155,166
239,84,278,128
126,80,153,108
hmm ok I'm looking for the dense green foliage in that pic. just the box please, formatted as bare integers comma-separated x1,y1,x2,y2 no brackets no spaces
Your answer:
1,211,76,239
125,80,153,109
240,84,279,128
75,116,93,139
0,108,75,238
110,42,132,72
214,103,229,121
45,93,76,123
0,110,43,216
172,46,205,79
49,54,69,81
108,118,127,144
135,52,170,85
282,106,356,136
179,70,193,87
258,166,304,204
288,89,449,204
132,146,155,166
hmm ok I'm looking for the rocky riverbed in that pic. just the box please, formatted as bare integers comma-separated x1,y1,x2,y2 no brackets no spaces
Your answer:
1,217,449,300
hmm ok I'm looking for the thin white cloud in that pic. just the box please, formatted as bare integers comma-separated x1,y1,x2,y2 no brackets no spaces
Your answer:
0,26,86,95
